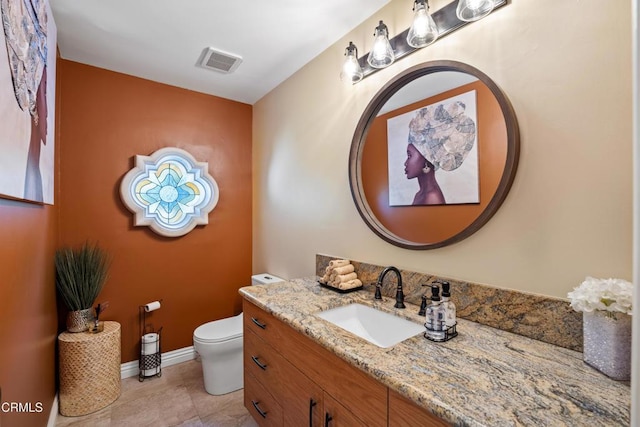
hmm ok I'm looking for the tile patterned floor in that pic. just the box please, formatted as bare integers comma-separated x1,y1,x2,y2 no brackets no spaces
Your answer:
55,359,258,427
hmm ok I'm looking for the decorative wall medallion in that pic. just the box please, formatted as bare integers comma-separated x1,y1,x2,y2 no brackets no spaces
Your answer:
120,147,219,237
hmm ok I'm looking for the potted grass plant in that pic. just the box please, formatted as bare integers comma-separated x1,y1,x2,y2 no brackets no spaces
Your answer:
55,242,111,332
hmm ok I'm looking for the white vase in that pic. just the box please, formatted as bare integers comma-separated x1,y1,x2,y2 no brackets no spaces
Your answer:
582,310,632,381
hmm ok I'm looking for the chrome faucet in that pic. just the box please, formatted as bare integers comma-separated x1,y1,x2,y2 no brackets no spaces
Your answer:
375,266,405,309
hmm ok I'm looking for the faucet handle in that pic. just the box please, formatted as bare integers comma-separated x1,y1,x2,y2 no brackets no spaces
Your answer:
418,295,427,316
374,282,382,300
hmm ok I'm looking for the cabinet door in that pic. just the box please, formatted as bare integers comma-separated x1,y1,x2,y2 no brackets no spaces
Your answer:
275,321,387,426
388,389,451,427
279,361,324,427
323,393,366,427
245,372,283,427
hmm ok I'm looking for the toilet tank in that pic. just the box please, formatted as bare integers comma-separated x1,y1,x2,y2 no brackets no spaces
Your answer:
251,273,285,286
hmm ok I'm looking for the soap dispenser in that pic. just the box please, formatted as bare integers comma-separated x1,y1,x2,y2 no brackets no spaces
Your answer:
440,281,457,329
424,285,446,342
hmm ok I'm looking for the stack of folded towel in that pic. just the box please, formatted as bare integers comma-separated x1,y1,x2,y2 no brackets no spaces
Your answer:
320,259,362,290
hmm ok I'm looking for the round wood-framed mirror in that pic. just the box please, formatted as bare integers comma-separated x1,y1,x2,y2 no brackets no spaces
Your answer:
349,60,520,249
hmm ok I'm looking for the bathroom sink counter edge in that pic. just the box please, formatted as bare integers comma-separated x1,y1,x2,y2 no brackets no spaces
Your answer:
239,277,630,427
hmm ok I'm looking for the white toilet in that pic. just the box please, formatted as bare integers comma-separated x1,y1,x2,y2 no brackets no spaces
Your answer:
193,273,284,395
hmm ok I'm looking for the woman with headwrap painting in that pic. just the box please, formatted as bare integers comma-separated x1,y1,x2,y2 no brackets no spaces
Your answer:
404,140,445,205
1,0,48,202
404,100,477,205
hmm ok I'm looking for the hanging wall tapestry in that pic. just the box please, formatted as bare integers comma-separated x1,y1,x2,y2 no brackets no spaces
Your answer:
120,147,219,237
0,0,57,204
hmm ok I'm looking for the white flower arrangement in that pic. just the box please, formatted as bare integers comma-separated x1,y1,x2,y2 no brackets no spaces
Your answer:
567,277,633,315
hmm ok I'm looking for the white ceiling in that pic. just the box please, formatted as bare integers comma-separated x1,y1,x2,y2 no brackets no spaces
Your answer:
50,0,391,105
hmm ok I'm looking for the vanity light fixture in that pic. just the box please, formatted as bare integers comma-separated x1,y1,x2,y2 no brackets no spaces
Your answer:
456,0,495,22
407,0,439,48
340,41,364,83
367,20,395,69
341,0,508,84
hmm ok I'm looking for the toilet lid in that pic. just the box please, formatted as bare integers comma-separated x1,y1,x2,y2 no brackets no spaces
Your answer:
194,313,243,343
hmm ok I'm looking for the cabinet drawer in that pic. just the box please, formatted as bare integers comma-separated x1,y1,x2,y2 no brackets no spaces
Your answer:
244,372,283,427
244,329,287,397
244,300,289,348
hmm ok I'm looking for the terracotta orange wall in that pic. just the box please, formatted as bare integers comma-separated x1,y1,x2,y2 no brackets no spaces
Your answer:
57,60,253,363
0,200,58,427
0,60,60,426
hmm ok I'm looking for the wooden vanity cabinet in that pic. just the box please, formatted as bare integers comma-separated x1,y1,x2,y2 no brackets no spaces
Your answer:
243,300,448,427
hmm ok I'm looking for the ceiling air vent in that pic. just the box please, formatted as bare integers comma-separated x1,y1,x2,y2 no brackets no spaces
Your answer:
198,47,242,74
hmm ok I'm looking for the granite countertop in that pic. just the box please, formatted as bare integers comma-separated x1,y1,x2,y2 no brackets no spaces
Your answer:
239,277,630,427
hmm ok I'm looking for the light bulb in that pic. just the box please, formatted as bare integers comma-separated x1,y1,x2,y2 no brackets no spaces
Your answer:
407,0,439,48
367,21,395,69
456,0,495,22
340,42,363,84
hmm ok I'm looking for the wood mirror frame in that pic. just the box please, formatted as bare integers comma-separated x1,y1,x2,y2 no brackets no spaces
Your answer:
348,60,520,250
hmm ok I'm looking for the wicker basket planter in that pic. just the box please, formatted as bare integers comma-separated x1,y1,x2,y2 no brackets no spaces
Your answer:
58,321,121,416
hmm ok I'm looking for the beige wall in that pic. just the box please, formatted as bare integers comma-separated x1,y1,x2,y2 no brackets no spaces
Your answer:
253,0,632,299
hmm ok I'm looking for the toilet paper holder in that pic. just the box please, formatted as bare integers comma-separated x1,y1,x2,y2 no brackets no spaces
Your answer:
139,300,163,382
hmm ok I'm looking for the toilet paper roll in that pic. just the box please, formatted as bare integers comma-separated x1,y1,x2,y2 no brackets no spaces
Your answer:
144,301,161,312
142,333,159,355
143,366,160,377
141,333,160,376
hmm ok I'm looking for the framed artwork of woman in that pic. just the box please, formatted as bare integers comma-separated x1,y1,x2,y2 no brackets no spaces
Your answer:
387,90,479,207
0,0,56,204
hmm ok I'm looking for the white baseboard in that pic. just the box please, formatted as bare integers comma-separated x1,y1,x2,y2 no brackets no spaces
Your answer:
46,394,58,427
120,345,197,379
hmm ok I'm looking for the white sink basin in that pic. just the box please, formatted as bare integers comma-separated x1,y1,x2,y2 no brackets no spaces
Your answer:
316,303,424,348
